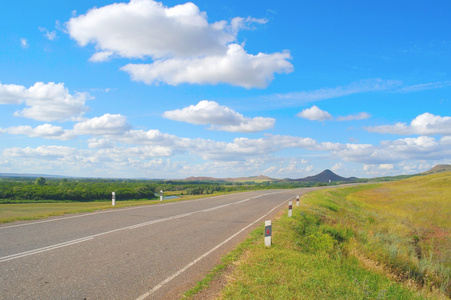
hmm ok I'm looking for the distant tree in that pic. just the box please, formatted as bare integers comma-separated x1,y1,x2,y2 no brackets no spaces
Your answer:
36,177,46,185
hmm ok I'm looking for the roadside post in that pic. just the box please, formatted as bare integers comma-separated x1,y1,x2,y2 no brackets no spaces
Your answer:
160,190,163,201
288,201,293,217
112,192,116,206
265,220,272,247
296,195,300,206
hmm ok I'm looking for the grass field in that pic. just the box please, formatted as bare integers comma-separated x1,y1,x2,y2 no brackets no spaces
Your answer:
185,172,451,299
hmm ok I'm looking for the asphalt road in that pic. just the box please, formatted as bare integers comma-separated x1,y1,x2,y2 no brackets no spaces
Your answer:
0,188,315,299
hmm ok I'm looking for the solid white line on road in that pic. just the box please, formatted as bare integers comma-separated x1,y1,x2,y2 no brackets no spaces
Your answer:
0,237,94,263
135,194,293,300
0,192,284,263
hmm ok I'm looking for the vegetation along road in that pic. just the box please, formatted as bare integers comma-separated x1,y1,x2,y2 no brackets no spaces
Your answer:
0,187,324,299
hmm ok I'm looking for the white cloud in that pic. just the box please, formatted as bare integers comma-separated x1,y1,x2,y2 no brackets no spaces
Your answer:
397,81,451,93
331,163,344,172
74,114,132,135
10,82,90,122
162,100,275,132
296,105,369,122
67,0,235,59
4,128,451,178
20,38,29,49
121,44,293,88
336,112,371,121
276,158,311,176
88,51,114,62
2,124,75,140
334,136,451,164
272,79,403,103
0,83,27,104
87,138,115,149
297,105,333,121
67,0,293,88
39,27,57,40
3,145,79,160
366,112,451,135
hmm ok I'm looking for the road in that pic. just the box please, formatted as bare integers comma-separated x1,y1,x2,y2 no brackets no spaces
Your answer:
0,188,313,299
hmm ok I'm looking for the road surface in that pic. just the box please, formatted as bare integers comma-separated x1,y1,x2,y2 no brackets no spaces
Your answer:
0,188,314,299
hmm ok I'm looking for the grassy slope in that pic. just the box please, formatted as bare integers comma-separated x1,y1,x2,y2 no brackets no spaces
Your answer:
185,172,451,299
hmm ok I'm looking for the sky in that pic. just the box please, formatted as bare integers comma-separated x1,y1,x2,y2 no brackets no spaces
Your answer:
1,0,450,179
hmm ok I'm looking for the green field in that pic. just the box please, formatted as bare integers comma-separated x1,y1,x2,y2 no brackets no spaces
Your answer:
185,172,451,299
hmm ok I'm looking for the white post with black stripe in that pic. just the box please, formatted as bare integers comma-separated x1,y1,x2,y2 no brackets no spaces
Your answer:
160,190,163,201
296,195,300,206
265,220,272,247
288,201,293,217
112,192,116,206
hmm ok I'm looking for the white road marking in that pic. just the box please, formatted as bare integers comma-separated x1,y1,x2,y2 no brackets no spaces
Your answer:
0,191,284,263
0,237,94,263
136,194,293,300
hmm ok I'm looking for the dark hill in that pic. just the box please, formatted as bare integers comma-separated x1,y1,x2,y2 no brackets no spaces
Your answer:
289,169,357,183
421,164,451,175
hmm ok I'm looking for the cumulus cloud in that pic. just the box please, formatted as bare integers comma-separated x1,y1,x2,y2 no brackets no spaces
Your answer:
333,136,451,164
4,128,451,177
89,51,114,62
331,162,344,172
73,113,132,135
297,105,369,122
67,0,235,59
1,114,131,140
1,124,75,140
366,112,451,135
3,145,79,160
121,44,292,88
297,105,333,121
4,82,90,122
0,83,27,104
67,0,292,88
162,100,275,132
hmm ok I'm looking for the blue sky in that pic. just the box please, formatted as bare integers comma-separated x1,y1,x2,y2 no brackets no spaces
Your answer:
1,0,450,179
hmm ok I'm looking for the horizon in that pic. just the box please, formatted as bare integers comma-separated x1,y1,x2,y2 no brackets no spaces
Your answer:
2,165,441,181
1,1,450,179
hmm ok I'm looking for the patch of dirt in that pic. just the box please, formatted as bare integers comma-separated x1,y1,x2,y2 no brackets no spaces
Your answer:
188,264,235,300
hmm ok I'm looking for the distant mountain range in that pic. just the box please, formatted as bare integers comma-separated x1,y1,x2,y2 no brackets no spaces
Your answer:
2,165,450,182
183,175,275,183
183,170,357,183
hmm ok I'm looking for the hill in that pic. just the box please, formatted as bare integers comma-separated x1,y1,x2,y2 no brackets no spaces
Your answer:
288,169,357,183
183,175,276,183
421,164,451,175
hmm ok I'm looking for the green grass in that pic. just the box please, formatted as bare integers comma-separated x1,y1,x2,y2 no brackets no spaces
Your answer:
184,173,451,299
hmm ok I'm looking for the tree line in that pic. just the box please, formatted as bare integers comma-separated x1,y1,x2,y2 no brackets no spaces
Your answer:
0,176,331,203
